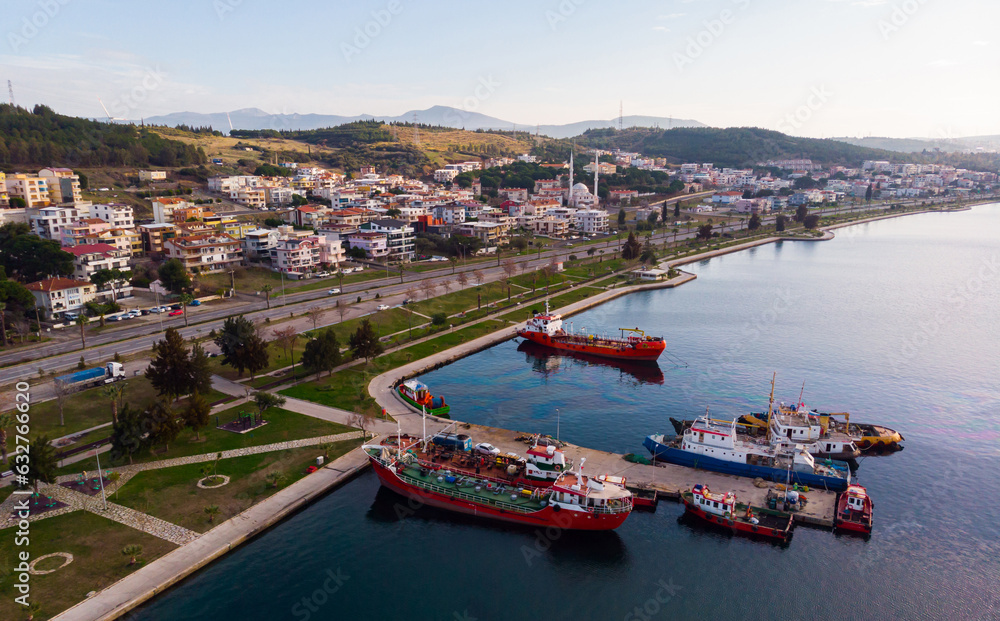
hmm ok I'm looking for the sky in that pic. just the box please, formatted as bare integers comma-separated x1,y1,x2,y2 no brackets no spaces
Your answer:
3,0,998,139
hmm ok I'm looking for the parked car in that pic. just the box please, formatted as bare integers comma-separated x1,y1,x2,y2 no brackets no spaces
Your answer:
376,304,390,311
168,309,184,317
401,299,411,306
63,311,79,321
170,304,182,310
188,299,201,306
474,442,500,456
140,309,150,316
328,288,341,295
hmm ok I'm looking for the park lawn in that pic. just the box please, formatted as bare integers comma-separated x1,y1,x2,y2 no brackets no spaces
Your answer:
57,405,353,475
318,307,413,344
208,338,308,381
5,376,159,441
112,439,361,534
0,511,177,621
284,268,389,294
281,320,508,412
407,286,508,318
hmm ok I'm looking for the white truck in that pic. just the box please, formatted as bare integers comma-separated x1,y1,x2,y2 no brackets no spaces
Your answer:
54,362,127,390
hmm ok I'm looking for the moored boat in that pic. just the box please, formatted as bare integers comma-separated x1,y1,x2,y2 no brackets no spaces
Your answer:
397,379,450,417
644,413,852,491
517,302,666,362
363,440,633,530
681,484,793,541
834,483,874,534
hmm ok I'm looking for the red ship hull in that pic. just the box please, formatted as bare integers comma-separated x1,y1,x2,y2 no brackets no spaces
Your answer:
517,330,665,361
682,498,791,541
369,456,630,531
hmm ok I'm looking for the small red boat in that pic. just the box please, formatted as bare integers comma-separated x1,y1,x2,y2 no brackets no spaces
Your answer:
681,484,793,541
834,483,874,534
517,302,666,362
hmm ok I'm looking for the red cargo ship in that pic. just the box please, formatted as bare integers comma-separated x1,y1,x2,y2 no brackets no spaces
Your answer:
516,302,666,362
834,483,874,534
363,440,633,531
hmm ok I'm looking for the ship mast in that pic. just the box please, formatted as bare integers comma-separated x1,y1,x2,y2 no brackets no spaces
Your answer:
766,372,776,441
797,381,806,410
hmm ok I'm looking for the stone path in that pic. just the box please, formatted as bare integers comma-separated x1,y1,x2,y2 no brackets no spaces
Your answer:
0,430,364,539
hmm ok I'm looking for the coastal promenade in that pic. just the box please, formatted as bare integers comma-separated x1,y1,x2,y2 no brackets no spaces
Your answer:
50,445,371,621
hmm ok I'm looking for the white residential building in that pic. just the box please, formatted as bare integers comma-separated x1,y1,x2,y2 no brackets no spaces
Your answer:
242,229,280,260
26,277,98,320
63,243,133,301
574,209,609,234
90,203,135,229
26,203,91,240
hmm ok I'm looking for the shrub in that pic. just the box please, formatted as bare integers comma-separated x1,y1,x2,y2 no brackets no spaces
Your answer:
431,313,447,326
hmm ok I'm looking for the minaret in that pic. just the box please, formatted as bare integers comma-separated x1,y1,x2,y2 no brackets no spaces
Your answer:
593,150,599,206
568,149,574,207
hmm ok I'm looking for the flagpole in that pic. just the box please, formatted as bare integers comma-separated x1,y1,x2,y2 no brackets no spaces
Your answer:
94,450,108,511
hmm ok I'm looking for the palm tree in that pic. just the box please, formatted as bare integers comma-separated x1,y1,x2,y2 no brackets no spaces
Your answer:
121,544,144,566
75,315,89,350
102,383,126,424
0,412,12,465
26,602,41,621
0,301,7,346
178,293,193,327
266,472,285,488
204,504,221,523
259,284,273,309
449,256,457,273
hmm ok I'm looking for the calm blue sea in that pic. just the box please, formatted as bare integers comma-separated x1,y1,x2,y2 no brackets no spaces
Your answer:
134,205,1000,621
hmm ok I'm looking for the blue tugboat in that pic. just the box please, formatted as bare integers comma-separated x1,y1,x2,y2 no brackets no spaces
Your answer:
643,413,851,492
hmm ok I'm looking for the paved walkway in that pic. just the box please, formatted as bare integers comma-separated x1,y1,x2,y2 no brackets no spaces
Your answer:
51,446,372,621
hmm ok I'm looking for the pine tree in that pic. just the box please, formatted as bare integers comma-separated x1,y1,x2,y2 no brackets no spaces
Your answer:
301,329,343,378
181,392,211,441
110,404,145,465
621,232,642,260
145,328,193,401
189,343,213,396
146,401,181,453
214,316,269,378
349,319,384,362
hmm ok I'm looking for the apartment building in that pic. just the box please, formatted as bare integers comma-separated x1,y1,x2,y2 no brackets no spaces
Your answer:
574,209,609,234
139,223,179,253
359,219,415,262
26,203,91,240
5,174,51,208
0,172,8,208
434,169,460,183
346,231,389,260
60,218,110,246
90,203,135,229
152,197,193,224
242,229,279,260
270,234,344,273
37,168,83,204
230,187,266,208
26,277,97,320
138,170,167,182
164,233,243,273
63,243,133,300
454,221,507,246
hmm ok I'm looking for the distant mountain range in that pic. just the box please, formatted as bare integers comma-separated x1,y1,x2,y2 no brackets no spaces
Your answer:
832,135,1000,154
143,106,706,139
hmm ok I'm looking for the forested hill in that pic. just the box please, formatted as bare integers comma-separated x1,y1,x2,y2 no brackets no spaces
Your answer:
0,104,207,168
576,127,908,168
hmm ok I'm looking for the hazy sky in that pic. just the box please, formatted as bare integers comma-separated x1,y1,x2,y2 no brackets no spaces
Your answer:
3,0,997,138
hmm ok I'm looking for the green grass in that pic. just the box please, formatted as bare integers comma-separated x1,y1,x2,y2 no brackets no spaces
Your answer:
208,338,308,381
407,286,508,317
281,320,507,411
4,376,159,441
113,439,361,533
0,511,177,621
319,307,414,344
57,405,353,475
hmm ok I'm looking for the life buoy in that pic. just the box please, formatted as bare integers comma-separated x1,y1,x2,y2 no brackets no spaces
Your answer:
752,525,759,533
553,504,561,512
555,464,562,471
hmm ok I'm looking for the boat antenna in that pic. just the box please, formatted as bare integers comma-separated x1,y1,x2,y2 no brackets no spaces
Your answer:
766,372,776,441
556,408,560,443
579,456,586,480
422,404,427,452
797,380,806,410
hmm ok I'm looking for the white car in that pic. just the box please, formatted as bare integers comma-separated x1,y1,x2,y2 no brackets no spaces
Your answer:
376,304,390,311
474,443,500,456
328,288,341,295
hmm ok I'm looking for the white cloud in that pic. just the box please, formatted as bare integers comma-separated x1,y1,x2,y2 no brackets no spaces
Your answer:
926,59,958,68
652,26,671,32
656,13,686,19
972,40,990,46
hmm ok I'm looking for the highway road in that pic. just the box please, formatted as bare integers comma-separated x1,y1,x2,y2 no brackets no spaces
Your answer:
0,193,985,386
